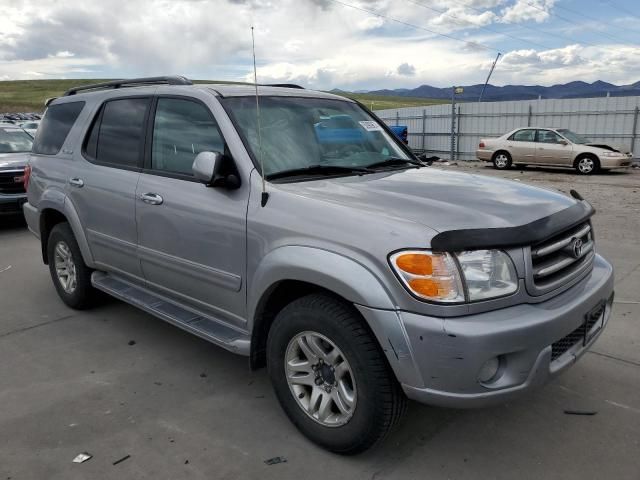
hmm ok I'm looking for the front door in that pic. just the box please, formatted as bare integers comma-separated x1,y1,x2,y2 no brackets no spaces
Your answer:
535,129,573,165
67,96,151,280
135,96,249,326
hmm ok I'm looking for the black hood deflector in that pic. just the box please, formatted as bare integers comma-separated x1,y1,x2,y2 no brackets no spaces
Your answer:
431,200,595,251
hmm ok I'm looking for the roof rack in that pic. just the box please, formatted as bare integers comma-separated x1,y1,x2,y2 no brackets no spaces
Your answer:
63,76,193,96
263,83,304,89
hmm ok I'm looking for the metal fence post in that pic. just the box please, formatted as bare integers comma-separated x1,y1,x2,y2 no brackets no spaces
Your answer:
527,104,533,127
456,104,461,161
396,111,399,126
450,90,456,161
631,106,639,154
421,109,426,152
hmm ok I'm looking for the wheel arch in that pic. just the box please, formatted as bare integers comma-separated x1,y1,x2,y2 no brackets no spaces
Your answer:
248,246,397,369
39,199,94,267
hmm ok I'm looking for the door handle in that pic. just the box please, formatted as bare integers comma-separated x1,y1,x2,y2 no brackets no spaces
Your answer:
139,192,163,205
69,177,84,188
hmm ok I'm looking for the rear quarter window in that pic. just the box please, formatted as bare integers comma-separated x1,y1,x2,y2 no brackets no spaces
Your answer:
32,101,85,155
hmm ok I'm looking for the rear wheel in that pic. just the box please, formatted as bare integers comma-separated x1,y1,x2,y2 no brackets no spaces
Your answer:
267,294,407,454
492,151,512,169
47,223,99,309
575,155,599,175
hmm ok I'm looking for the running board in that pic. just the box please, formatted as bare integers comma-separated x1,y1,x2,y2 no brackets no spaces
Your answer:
91,271,250,355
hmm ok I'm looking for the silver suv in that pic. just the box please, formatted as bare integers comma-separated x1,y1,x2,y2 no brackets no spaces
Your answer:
23,76,614,454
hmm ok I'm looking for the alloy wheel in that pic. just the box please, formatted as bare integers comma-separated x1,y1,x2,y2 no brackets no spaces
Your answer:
54,241,77,294
494,154,509,168
284,331,357,427
578,157,594,174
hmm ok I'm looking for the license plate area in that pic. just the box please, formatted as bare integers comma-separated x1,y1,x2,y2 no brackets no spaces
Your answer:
584,300,606,345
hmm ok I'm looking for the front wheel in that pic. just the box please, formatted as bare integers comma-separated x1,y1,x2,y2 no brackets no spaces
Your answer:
575,155,599,175
267,294,407,454
492,151,512,169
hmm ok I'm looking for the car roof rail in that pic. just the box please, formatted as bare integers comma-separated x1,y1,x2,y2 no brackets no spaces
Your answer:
63,76,193,96
263,83,305,89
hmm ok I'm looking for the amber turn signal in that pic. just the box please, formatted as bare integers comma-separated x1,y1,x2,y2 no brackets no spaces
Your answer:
395,253,433,275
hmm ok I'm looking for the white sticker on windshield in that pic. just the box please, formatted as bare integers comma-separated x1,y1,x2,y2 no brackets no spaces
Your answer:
359,121,382,132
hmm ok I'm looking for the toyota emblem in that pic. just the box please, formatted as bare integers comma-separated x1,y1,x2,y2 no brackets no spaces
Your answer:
571,238,583,258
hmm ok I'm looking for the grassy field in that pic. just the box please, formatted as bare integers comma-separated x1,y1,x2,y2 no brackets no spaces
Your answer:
334,92,448,110
0,79,444,113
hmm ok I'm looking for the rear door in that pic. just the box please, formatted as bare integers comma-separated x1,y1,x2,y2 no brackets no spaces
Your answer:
506,128,537,163
135,96,249,325
535,129,573,165
67,96,151,280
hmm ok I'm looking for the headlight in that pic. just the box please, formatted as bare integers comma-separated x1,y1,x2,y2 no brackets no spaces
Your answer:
601,152,621,157
456,250,518,301
390,249,517,303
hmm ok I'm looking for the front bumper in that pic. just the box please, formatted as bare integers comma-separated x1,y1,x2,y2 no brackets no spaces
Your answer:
0,193,27,215
358,254,614,408
599,155,633,169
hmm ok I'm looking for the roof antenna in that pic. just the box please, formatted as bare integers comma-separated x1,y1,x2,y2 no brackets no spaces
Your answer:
252,26,269,207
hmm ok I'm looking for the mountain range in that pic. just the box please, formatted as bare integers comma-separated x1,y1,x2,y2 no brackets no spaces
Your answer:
341,80,640,102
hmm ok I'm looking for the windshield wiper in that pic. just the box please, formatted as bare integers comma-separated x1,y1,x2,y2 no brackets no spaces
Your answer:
266,164,374,181
365,157,424,170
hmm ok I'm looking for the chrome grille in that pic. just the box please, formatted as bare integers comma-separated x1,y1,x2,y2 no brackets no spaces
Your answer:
0,169,26,194
529,222,594,293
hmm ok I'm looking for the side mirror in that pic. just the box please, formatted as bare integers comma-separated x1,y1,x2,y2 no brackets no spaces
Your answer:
417,152,434,166
192,151,240,189
559,139,568,145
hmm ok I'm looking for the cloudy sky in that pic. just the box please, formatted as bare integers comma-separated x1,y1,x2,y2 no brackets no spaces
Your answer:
1,0,639,90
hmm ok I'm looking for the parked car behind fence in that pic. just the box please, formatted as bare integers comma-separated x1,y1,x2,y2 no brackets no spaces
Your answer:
477,127,633,174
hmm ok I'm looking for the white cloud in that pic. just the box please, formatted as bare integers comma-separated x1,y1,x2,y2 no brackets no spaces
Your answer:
501,0,556,23
0,0,638,90
356,16,385,30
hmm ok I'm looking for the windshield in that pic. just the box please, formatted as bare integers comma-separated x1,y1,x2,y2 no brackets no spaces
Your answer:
0,128,33,153
557,129,590,144
222,96,411,178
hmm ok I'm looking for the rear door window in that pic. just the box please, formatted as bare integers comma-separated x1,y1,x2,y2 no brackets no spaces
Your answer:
150,97,224,176
84,97,150,168
510,129,535,142
32,101,85,155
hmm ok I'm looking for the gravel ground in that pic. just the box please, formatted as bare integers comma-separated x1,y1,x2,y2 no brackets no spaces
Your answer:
1,165,639,480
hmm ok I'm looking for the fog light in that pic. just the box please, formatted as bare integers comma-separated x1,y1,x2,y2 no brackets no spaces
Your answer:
478,356,500,383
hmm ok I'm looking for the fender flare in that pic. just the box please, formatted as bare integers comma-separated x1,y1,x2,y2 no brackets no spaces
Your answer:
248,245,396,329
38,190,95,268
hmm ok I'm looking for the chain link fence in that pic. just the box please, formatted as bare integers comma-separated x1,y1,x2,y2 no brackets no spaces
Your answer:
377,96,640,161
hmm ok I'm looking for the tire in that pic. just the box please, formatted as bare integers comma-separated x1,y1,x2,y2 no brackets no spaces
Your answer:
267,294,407,454
47,223,99,309
575,155,600,175
492,151,512,170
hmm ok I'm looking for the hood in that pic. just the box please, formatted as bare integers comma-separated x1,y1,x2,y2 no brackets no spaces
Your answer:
585,143,631,154
276,167,577,234
0,152,29,171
